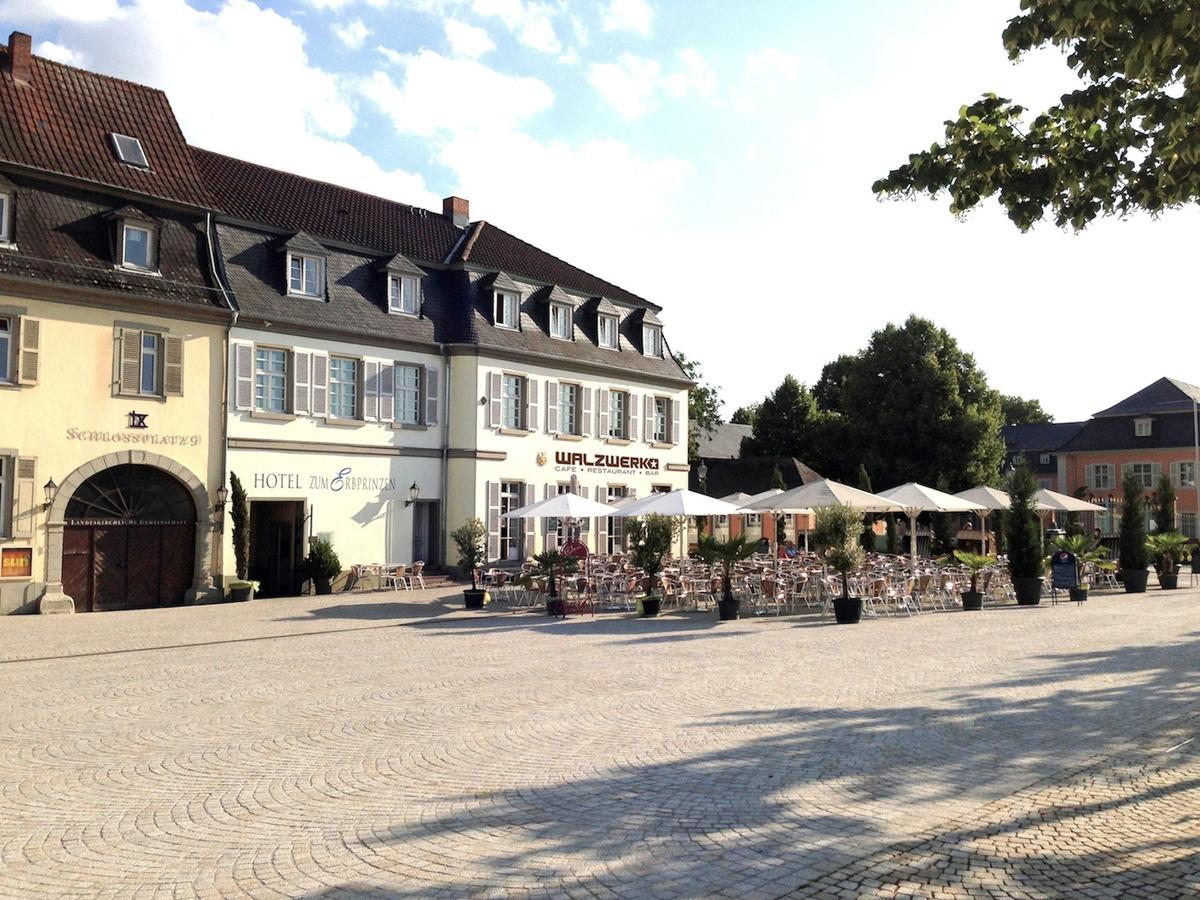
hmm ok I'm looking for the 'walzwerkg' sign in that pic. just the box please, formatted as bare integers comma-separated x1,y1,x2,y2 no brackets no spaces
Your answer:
252,467,396,493
543,451,660,476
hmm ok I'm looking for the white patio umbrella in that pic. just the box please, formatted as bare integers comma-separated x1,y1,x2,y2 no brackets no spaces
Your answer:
615,489,742,518
741,479,902,514
501,492,618,520
954,486,1012,554
877,482,985,567
718,491,754,506
1035,489,1106,514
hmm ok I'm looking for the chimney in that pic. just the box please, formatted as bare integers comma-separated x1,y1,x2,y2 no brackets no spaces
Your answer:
6,32,31,84
442,196,469,228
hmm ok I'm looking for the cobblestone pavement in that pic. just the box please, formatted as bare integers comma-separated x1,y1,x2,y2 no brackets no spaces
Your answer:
1,589,1199,897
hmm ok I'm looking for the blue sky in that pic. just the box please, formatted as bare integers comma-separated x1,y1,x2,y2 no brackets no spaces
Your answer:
6,0,1197,422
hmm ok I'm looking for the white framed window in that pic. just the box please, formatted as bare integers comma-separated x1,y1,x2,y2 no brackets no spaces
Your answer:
1182,512,1198,539
121,223,154,271
395,364,421,424
499,481,524,560
609,389,627,439
388,274,419,315
0,456,6,538
0,191,11,243
501,374,524,429
559,383,579,435
642,324,662,357
606,485,627,554
1039,452,1050,465
549,303,572,340
495,291,519,329
328,356,359,419
0,316,9,382
598,314,618,349
1134,418,1153,437
1175,461,1197,488
288,254,323,298
653,396,669,443
747,513,762,526
1129,462,1154,488
254,348,288,413
1089,463,1114,490
139,333,160,395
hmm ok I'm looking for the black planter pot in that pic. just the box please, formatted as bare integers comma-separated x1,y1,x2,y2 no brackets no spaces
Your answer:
641,597,661,618
1160,573,1179,590
1014,577,1042,606
546,598,566,617
464,588,487,610
1069,587,1089,602
1122,569,1149,593
314,576,333,596
961,590,983,611
833,596,863,624
717,597,740,621
229,584,253,603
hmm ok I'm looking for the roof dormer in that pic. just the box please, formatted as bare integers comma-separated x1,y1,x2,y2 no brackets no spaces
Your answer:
106,205,159,274
379,252,424,316
483,271,522,329
277,232,328,300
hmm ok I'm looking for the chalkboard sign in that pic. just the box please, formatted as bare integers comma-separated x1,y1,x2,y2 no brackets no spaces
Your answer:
1051,551,1079,590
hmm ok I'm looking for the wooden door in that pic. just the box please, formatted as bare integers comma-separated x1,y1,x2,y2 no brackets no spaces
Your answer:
62,526,94,613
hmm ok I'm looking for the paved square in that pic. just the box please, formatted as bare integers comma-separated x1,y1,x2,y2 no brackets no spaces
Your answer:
2,590,1199,897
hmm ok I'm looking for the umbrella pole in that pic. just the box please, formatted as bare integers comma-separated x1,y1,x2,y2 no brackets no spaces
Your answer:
909,509,918,569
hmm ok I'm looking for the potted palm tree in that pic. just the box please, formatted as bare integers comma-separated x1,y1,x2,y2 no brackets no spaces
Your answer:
1119,470,1150,593
813,504,866,624
626,514,675,617
451,518,489,609
953,550,995,610
696,533,758,620
303,537,341,595
1146,531,1189,589
1006,460,1043,605
533,548,577,616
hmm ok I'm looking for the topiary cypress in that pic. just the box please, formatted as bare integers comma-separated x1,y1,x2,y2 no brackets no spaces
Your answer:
1120,470,1150,570
1005,460,1042,579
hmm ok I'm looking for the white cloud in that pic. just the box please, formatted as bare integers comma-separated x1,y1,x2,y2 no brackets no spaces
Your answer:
601,0,652,36
587,52,661,119
33,39,85,66
444,18,494,58
334,18,370,49
664,47,716,99
471,0,561,54
730,47,804,112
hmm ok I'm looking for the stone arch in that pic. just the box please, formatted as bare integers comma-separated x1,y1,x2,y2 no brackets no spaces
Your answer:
39,450,218,613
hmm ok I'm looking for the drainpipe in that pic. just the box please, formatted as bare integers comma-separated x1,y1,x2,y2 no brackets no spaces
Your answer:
438,344,451,570
206,212,238,591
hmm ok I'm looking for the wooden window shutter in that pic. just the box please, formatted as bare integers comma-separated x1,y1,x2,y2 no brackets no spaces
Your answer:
1151,462,1163,484
16,317,40,386
671,398,681,445
543,484,557,547
311,353,328,417
378,362,394,423
525,377,538,432
486,481,501,560
628,394,639,441
120,328,142,396
488,372,502,427
645,395,655,442
523,483,538,558
575,479,590,534
598,389,609,437
292,350,310,415
581,387,593,438
1171,462,1180,487
424,365,439,426
363,360,380,421
163,335,184,396
595,485,608,552
1084,464,1094,488
231,342,252,411
546,380,559,433
12,457,35,538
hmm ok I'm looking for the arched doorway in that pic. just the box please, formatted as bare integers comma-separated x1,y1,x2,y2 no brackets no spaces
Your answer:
61,464,197,612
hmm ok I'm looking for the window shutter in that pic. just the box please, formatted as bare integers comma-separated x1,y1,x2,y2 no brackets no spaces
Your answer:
595,485,608,553
1151,462,1162,485
379,362,394,423
311,353,328,417
163,335,184,396
525,377,539,432
628,394,639,441
576,480,590,534
523,483,538,559
293,350,310,415
363,360,380,421
581,387,593,438
1120,463,1131,482
424,365,439,426
17,317,40,386
671,398,681,445
12,457,35,538
486,481,500,561
546,380,559,433
231,342,252,411
1171,462,1180,487
120,328,142,396
598,389,609,438
1084,464,1094,489
488,371,502,428
645,395,655,443
543,484,558,548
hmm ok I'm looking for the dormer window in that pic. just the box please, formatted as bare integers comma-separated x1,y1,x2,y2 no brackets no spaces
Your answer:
388,274,419,315
549,303,572,340
495,291,519,329
0,189,12,245
1134,418,1153,437
642,324,662,357
288,254,323,298
598,313,618,349
120,222,155,271
110,133,150,169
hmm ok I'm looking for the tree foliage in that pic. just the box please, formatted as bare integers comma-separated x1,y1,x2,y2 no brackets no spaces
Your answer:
229,472,249,581
1005,459,1044,579
742,375,823,460
1000,394,1053,426
874,1,1200,231
676,352,723,463
729,404,758,427
1119,469,1150,570
1154,469,1176,533
451,518,487,590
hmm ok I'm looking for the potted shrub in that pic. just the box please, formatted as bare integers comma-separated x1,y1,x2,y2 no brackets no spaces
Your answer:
303,537,341,595
227,472,255,602
696,533,758,620
627,514,676,617
1006,460,1044,605
1119,470,1150,593
533,548,576,617
813,504,866,624
1051,533,1108,601
450,518,489,609
953,550,995,610
1146,531,1189,589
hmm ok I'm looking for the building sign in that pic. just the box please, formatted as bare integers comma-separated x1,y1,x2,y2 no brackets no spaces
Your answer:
128,411,149,429
253,466,396,493
66,428,201,447
547,451,660,476
1,548,33,578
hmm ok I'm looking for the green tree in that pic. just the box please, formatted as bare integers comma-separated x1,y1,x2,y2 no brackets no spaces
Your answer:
873,1,1200,231
742,375,823,460
450,518,488,590
813,316,1004,488
229,472,249,582
1120,470,1150,571
729,404,758,427
1154,470,1176,533
1005,460,1043,580
1000,394,1052,427
676,352,723,464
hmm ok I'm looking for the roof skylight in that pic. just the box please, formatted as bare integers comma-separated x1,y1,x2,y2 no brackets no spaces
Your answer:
110,133,149,169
